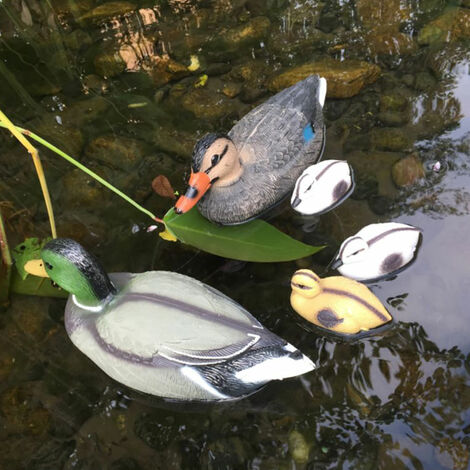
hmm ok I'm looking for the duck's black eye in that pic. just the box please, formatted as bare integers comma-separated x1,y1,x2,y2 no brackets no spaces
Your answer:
45,262,53,270
210,145,229,167
211,154,220,166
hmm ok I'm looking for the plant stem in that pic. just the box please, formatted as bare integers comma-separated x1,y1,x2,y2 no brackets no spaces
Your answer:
0,109,57,238
0,208,12,304
0,122,162,224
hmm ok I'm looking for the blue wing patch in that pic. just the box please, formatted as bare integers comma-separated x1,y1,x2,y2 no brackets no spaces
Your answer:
303,123,315,143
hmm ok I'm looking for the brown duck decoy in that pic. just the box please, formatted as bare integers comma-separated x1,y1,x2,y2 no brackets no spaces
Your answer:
175,75,327,225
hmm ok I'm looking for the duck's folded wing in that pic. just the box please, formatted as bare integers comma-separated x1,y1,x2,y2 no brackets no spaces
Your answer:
158,332,261,366
96,272,271,366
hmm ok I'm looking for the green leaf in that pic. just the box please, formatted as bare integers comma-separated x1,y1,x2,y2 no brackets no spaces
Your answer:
10,268,69,298
12,238,51,280
9,237,68,298
163,208,324,262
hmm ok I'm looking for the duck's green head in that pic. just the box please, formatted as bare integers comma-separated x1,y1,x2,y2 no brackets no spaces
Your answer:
41,238,116,308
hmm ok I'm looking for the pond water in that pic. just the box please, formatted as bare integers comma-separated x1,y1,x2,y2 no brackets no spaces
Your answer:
1,1,470,469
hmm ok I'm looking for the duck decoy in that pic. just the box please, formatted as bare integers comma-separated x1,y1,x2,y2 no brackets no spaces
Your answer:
330,222,422,281
175,75,327,225
26,239,315,402
290,269,392,335
291,160,354,215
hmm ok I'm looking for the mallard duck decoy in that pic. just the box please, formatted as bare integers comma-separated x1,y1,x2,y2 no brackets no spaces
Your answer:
175,75,327,225
26,239,315,402
291,160,354,215
330,222,422,281
290,269,392,335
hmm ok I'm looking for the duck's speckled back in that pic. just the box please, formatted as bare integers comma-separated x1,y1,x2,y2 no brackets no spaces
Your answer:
198,75,325,225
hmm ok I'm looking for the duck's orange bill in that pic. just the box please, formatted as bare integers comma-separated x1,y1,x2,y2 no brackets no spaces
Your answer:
174,172,211,214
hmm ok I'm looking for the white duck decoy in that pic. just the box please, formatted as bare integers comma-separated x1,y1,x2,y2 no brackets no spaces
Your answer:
291,160,354,215
26,238,315,402
330,222,422,281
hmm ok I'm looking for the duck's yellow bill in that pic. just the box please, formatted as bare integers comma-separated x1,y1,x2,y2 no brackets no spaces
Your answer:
24,259,49,278
174,172,211,214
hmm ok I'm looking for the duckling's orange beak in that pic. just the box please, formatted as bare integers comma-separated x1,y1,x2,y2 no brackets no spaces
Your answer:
175,172,212,214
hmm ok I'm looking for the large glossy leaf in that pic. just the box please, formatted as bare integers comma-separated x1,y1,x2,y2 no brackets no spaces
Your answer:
10,268,68,298
12,237,50,280
163,208,324,262
10,237,68,298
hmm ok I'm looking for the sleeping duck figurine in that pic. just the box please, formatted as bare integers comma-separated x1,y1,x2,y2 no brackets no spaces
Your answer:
175,75,327,225
26,239,314,402
291,160,354,215
330,222,422,281
290,269,392,335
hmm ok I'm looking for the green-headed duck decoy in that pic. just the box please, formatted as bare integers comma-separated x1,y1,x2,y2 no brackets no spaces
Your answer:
26,239,315,401
175,75,327,225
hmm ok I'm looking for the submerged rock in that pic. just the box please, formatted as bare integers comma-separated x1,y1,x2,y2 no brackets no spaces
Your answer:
380,93,408,112
151,57,190,88
94,47,127,78
356,0,411,28
267,59,381,98
1,385,50,436
427,43,470,78
288,430,310,464
83,74,109,95
435,437,469,470
152,126,196,158
413,93,461,139
60,96,110,127
365,29,417,56
371,128,411,151
79,1,136,23
392,153,425,187
223,82,242,98
377,111,409,127
267,27,331,59
209,17,271,52
29,116,84,157
62,168,109,208
418,7,470,45
63,29,93,52
414,71,438,91
181,87,240,120
85,135,146,171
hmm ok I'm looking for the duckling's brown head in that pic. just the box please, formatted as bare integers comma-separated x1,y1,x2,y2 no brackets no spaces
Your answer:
175,133,242,214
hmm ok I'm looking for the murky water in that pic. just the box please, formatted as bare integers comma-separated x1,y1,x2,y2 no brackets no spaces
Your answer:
1,1,470,468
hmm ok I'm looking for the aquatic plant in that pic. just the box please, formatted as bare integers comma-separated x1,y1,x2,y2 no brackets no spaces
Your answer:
0,109,56,238
0,115,322,299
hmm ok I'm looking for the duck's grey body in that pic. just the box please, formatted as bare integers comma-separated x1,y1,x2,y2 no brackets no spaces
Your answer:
65,271,314,401
198,75,326,225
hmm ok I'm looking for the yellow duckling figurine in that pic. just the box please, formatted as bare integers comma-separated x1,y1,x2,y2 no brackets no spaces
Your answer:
290,270,392,335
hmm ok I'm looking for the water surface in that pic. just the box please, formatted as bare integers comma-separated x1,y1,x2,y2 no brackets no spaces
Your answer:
1,1,470,469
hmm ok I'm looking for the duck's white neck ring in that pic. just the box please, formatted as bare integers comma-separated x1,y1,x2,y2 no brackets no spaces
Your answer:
72,293,113,313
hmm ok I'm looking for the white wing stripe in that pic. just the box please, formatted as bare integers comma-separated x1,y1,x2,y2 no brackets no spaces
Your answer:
161,334,260,361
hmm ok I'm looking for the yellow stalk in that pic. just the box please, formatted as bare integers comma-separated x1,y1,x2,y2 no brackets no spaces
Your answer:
0,109,57,238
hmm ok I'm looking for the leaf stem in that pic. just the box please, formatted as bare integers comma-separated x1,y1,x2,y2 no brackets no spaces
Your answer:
0,208,12,303
0,122,163,224
0,109,57,238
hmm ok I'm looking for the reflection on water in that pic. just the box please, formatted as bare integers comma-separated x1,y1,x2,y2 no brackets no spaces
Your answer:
1,0,470,468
